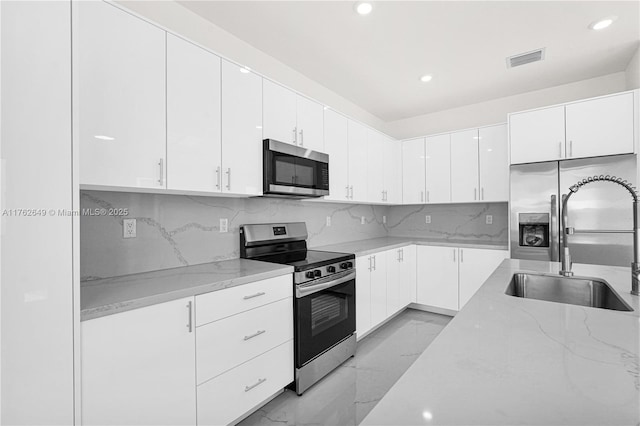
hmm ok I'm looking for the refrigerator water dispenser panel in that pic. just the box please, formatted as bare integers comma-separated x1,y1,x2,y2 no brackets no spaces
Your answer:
519,213,550,248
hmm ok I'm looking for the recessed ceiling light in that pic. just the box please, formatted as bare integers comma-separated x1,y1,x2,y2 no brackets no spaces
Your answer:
354,2,372,15
240,66,251,74
420,75,433,83
590,16,617,30
94,135,115,141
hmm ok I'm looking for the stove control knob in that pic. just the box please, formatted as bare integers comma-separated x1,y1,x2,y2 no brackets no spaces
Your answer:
327,265,336,273
305,271,315,279
346,261,353,269
314,270,322,277
340,262,351,270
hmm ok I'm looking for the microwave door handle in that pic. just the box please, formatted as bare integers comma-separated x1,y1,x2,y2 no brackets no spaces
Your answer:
295,271,356,298
550,194,559,262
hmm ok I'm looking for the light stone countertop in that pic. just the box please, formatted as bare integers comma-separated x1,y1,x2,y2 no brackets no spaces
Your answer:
314,237,508,257
361,259,640,426
81,259,293,321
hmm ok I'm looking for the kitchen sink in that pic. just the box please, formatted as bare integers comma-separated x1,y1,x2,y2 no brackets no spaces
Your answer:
505,273,633,312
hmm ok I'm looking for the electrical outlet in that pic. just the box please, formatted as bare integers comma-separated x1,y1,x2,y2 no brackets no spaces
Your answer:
220,218,228,233
123,219,136,238
425,215,431,224
361,216,366,225
326,216,331,227
486,215,493,225
383,215,387,224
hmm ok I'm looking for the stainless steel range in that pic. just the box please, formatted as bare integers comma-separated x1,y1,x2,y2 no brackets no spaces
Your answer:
240,222,356,395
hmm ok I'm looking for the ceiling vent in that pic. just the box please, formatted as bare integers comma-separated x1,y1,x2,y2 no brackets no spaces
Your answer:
506,48,546,68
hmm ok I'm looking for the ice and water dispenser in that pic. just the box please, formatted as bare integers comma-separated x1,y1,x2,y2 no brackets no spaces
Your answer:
518,213,550,248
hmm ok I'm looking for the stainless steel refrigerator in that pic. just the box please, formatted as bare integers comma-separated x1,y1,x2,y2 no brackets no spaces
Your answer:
510,154,637,267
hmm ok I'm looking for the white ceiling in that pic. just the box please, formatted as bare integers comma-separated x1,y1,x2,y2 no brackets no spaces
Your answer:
178,1,640,122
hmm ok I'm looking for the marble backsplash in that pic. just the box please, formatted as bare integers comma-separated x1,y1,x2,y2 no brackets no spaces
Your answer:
80,192,508,280
386,202,508,241
80,191,389,280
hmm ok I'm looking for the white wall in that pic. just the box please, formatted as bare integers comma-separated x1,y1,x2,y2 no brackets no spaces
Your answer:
626,46,640,90
1,1,75,424
116,0,387,134
385,72,628,140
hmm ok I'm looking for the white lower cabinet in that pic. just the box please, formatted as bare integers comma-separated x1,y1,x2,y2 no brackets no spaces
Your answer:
386,246,416,315
370,252,388,328
416,246,508,311
81,297,197,426
355,256,373,337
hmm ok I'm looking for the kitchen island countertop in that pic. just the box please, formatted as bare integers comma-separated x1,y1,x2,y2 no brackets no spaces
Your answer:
361,258,640,426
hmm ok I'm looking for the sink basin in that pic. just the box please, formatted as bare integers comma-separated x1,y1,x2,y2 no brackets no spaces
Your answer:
505,273,633,312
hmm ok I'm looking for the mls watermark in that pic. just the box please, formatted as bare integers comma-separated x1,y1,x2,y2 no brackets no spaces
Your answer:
1,208,129,217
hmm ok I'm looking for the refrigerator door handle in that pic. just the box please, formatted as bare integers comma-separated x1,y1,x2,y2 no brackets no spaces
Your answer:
550,194,559,262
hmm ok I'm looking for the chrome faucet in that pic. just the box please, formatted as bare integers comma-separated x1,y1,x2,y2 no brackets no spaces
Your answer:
560,175,640,295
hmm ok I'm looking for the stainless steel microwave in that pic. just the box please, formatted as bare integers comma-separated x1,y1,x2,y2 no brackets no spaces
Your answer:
263,139,329,197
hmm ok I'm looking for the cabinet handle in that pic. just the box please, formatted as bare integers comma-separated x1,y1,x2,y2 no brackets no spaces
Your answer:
245,378,267,392
397,249,401,262
299,129,304,146
420,191,424,203
481,187,484,200
426,190,430,203
345,186,350,199
558,142,563,157
350,186,354,199
243,291,266,300
460,249,464,263
453,249,456,262
372,255,376,271
293,127,297,145
243,329,266,341
401,248,404,262
226,168,231,190
187,301,193,333
368,256,372,271
158,158,164,186
569,140,573,157
215,166,221,190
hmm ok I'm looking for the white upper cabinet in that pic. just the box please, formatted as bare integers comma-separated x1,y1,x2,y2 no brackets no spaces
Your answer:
425,134,451,203
166,34,221,192
509,105,565,164
450,129,479,203
323,109,350,201
367,130,386,203
565,92,634,159
77,1,166,189
296,95,325,151
478,124,508,202
221,60,263,196
348,120,369,202
263,79,297,145
402,138,426,204
384,138,403,204
263,80,324,151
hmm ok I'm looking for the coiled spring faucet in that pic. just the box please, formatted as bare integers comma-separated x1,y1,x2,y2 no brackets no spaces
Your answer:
560,174,640,296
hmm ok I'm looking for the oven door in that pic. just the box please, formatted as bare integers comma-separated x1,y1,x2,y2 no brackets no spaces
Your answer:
263,139,329,197
294,271,356,367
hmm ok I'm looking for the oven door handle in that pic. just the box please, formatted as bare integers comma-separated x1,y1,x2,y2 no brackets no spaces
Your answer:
296,271,356,298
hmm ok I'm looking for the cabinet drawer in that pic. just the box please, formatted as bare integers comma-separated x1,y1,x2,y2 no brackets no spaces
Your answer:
196,297,293,384
195,274,291,326
197,340,293,426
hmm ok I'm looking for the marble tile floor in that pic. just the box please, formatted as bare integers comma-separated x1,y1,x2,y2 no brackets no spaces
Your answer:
238,309,452,426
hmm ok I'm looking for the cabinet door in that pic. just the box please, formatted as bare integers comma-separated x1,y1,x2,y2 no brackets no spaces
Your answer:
401,245,417,305
478,124,508,202
221,60,263,195
263,79,297,145
425,134,451,203
367,130,386,203
167,34,221,192
355,256,372,338
402,138,426,204
451,129,479,203
296,95,324,151
509,105,565,164
458,249,508,308
370,253,388,328
385,249,402,316
384,138,403,204
81,298,196,425
77,1,166,188
347,120,369,202
416,246,458,311
323,109,350,201
565,92,634,159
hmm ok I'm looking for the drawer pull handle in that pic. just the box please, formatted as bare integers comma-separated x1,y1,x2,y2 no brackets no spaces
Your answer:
245,378,267,392
243,329,266,341
243,292,266,300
